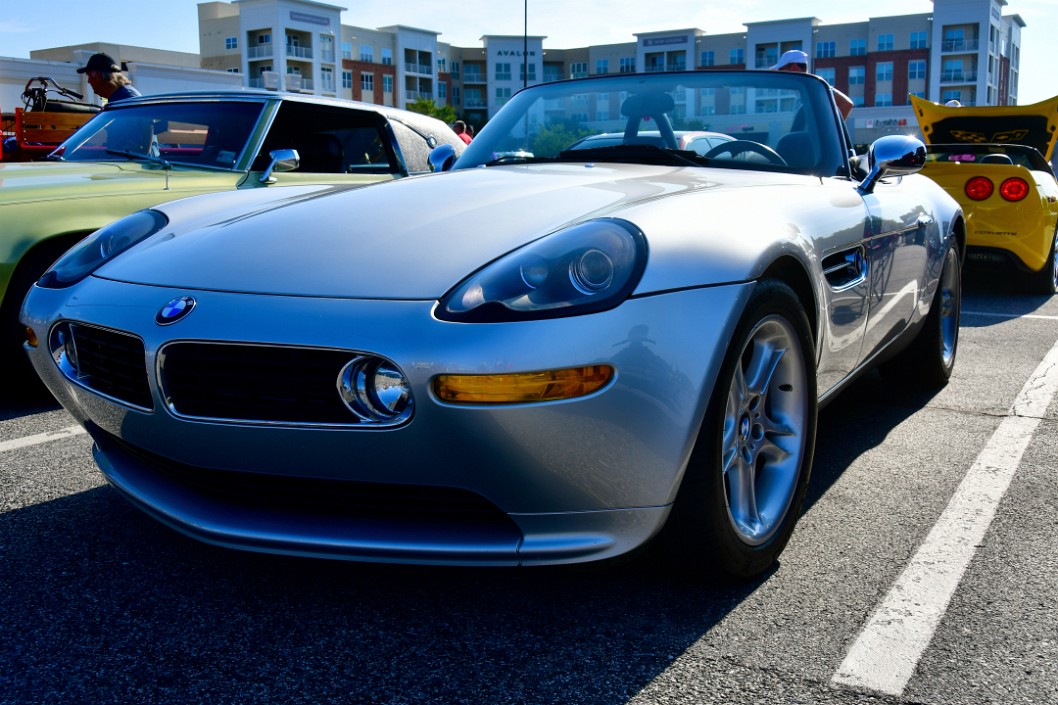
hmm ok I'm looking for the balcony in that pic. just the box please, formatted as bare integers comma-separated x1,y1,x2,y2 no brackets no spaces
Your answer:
407,63,433,75
405,90,434,101
463,97,487,108
941,39,979,53
941,71,978,84
286,44,313,60
321,50,336,63
247,45,273,60
463,72,485,84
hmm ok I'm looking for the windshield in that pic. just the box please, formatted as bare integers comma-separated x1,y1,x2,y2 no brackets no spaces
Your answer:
457,71,848,176
58,101,266,170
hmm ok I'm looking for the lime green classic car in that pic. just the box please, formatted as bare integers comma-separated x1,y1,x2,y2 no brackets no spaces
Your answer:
911,94,1058,293
0,90,463,388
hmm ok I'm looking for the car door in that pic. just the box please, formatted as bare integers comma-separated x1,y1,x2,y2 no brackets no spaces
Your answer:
857,175,934,360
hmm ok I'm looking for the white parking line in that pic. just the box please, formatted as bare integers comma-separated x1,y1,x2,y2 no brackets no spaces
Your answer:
832,336,1058,696
0,425,87,454
963,309,1058,321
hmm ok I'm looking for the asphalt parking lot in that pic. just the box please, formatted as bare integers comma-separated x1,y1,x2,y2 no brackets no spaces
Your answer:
1,268,1056,705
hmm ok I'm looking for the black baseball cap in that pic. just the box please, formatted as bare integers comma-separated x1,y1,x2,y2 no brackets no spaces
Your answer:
77,53,120,74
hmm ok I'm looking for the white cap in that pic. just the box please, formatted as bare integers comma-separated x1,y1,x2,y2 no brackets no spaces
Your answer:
772,50,809,70
945,99,962,107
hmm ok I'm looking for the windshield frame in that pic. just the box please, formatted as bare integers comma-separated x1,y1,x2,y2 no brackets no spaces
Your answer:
456,70,850,178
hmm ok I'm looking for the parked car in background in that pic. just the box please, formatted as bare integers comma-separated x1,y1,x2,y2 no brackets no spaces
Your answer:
565,130,735,156
22,70,962,580
1,90,464,388
911,94,1058,293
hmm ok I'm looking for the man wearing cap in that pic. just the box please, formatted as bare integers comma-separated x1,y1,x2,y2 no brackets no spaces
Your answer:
77,53,141,103
771,49,853,119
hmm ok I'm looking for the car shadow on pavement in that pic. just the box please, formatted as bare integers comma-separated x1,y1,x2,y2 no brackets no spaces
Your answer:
1,485,765,705
804,368,942,513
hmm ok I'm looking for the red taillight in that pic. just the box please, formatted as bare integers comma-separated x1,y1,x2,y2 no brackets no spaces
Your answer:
999,177,1029,201
965,176,994,201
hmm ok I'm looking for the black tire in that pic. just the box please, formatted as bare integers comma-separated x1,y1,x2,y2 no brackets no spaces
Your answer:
661,279,817,581
883,241,962,388
0,241,74,398
1027,228,1057,296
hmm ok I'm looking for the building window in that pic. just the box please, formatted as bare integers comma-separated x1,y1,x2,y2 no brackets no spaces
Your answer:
595,59,608,75
360,45,373,62
226,67,240,73
942,89,962,105
596,110,610,121
341,42,352,60
437,57,446,73
225,36,238,50
258,34,271,45
729,48,744,65
907,91,925,103
452,86,460,103
361,72,374,92
342,70,352,89
320,66,334,92
438,82,447,100
908,59,926,80
815,41,835,59
520,62,537,82
849,66,865,85
875,93,893,107
570,62,588,79
876,62,893,81
700,50,715,67
451,60,460,78
850,39,866,56
942,58,964,82
620,57,635,73
381,48,393,65
383,75,393,93
943,28,965,52
852,95,865,107
877,34,894,52
496,87,511,105
910,31,927,49
817,67,836,85
495,63,512,81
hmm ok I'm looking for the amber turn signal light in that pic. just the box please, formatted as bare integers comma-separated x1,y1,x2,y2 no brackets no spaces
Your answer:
433,365,614,404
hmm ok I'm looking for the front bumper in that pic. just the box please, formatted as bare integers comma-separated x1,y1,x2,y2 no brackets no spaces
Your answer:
22,275,750,565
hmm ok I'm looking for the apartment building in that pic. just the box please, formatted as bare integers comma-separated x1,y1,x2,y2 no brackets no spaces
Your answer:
2,0,1024,144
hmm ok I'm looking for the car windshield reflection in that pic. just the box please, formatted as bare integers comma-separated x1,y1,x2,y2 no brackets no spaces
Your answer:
59,101,266,170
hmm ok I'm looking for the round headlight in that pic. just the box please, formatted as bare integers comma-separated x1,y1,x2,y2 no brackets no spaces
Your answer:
38,209,169,288
438,218,647,322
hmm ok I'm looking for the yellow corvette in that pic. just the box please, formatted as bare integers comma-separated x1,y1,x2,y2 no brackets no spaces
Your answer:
911,94,1058,293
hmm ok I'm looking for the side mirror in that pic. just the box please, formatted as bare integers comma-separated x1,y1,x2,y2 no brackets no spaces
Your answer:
858,135,926,193
259,148,300,184
428,143,457,173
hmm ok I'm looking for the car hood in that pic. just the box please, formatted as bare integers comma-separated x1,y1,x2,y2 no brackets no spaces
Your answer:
0,159,226,203
97,163,799,299
910,94,1058,161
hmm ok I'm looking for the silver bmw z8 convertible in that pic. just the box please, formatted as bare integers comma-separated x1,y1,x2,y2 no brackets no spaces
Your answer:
21,70,964,580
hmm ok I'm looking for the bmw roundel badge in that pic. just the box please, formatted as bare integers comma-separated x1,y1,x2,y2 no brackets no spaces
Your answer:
156,296,197,325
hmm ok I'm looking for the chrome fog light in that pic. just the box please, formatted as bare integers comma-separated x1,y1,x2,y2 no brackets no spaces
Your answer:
49,322,80,377
337,356,413,423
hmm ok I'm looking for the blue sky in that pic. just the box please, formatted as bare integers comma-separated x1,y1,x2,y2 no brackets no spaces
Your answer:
2,0,1055,103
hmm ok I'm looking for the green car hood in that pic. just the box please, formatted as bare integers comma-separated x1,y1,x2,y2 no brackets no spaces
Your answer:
0,160,241,205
